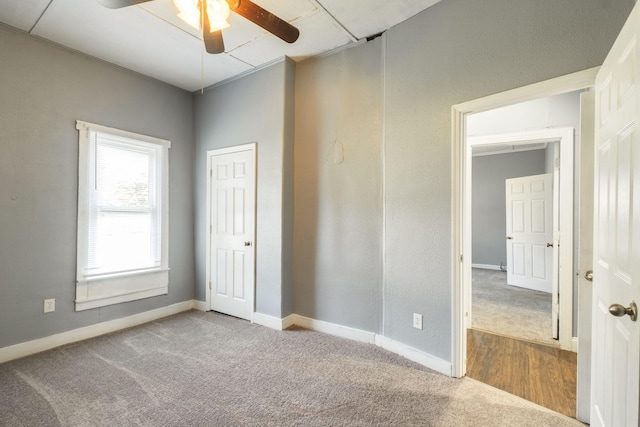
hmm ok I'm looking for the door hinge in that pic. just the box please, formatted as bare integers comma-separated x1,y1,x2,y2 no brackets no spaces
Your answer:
210,169,212,177
460,254,463,263
209,281,212,290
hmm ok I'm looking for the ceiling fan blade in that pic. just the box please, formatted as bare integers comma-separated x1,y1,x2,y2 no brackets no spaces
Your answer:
202,0,225,54
232,0,300,44
97,0,153,9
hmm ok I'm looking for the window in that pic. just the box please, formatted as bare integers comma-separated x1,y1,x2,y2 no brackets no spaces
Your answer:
76,121,170,311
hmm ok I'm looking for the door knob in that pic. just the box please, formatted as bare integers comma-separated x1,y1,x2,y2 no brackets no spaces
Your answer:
506,236,513,240
547,243,553,248
585,270,593,282
609,301,637,322
244,241,252,246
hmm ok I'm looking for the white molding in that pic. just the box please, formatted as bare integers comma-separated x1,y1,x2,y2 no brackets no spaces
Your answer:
75,120,171,148
452,67,599,115
471,143,548,157
451,68,598,378
192,300,208,312
1,307,454,378
471,264,502,271
0,301,195,364
252,312,286,330
374,335,451,376
282,314,296,330
292,315,376,344
572,337,579,353
291,315,451,375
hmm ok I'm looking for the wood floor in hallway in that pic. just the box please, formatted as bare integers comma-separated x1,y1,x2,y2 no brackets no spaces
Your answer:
466,328,577,418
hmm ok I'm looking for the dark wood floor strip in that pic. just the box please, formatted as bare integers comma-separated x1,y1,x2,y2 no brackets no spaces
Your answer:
466,328,577,417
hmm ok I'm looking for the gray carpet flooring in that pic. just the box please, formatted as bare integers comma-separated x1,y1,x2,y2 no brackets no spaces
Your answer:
472,268,557,346
0,310,581,426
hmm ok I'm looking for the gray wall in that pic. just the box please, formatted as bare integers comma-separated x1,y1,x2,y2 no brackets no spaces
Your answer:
472,151,546,266
295,0,633,361
294,38,384,333
193,59,295,318
0,25,195,349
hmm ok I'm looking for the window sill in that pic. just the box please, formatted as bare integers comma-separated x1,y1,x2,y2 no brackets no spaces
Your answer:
75,268,169,311
81,267,170,283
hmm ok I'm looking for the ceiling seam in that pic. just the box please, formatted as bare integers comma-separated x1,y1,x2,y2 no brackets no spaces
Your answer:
28,0,54,34
308,0,358,42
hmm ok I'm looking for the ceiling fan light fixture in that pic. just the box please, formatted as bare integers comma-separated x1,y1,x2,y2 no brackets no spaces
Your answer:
174,0,230,31
174,0,200,29
206,0,231,31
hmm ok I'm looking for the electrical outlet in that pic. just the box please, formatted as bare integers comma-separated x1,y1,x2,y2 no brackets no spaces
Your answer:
44,298,55,313
413,313,423,330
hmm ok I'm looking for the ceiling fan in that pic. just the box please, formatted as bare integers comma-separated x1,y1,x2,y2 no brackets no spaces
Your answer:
98,0,300,54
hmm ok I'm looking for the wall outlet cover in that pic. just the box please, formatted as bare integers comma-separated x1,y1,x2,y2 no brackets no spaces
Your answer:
413,313,423,330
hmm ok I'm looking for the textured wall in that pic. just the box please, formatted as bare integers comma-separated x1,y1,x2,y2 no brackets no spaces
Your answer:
0,26,195,348
293,38,384,333
193,60,294,318
472,150,546,266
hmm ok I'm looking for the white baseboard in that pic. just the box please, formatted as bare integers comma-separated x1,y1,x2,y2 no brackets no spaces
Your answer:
290,315,451,376
282,314,296,330
572,337,579,353
0,300,195,364
374,335,451,376
250,313,299,331
1,303,454,378
192,300,208,312
252,312,287,330
471,263,503,271
292,314,376,344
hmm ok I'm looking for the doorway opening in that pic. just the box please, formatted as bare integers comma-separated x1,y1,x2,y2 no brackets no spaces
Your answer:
467,127,571,348
451,68,598,421
464,126,577,417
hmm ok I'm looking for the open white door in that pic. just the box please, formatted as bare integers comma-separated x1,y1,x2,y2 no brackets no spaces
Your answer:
505,173,554,293
591,4,640,425
207,144,256,321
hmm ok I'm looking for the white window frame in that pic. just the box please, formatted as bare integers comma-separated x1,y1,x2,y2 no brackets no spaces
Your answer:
75,120,170,311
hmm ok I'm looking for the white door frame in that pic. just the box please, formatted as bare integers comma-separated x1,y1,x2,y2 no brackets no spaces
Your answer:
451,67,599,379
205,143,257,319
467,130,572,346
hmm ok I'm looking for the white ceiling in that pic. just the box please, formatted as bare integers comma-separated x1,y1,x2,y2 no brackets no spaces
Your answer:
0,0,441,91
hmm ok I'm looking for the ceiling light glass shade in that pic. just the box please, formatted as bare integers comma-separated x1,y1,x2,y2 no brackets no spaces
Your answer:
207,0,230,31
173,0,230,31
174,0,200,29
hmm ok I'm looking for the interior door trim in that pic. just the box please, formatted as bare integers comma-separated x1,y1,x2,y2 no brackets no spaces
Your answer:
451,67,598,379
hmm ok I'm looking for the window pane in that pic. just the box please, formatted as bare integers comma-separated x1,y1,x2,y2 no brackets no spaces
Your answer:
86,136,161,275
90,211,158,273
96,143,154,208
